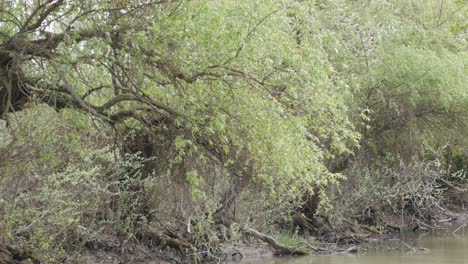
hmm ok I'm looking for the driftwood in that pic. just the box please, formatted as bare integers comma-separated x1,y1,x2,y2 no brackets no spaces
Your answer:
304,241,358,255
452,223,466,234
337,245,359,254
241,227,308,256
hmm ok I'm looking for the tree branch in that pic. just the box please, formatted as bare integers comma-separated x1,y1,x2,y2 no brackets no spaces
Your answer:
20,0,54,33
54,65,108,120
22,0,65,33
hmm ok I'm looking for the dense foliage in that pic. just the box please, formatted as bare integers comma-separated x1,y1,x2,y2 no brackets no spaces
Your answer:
0,0,466,262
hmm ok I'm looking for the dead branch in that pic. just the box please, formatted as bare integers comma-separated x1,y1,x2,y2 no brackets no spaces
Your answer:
241,227,308,256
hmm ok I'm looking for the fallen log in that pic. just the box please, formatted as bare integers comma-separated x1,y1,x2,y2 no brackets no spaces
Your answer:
241,227,308,256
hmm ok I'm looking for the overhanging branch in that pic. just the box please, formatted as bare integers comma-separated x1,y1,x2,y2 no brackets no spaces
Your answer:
54,65,108,120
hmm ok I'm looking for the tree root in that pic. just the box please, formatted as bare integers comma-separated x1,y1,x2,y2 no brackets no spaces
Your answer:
142,225,198,264
240,227,308,256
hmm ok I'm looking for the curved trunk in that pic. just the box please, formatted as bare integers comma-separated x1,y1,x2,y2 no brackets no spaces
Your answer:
0,55,29,117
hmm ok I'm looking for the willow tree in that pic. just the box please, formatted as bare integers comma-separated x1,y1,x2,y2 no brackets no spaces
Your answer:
316,0,467,164
1,0,357,245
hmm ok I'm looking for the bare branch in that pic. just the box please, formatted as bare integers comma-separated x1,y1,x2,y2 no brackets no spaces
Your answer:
99,94,141,109
54,65,108,120
20,0,54,33
22,0,65,33
82,85,107,99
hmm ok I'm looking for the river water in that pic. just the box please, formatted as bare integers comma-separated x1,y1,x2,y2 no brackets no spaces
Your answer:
243,227,468,264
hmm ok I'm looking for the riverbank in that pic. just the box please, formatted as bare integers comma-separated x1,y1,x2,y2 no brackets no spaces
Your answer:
235,204,468,263
241,230,468,264
1,193,465,264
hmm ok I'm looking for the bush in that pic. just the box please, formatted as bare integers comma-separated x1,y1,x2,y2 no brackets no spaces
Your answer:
334,160,454,229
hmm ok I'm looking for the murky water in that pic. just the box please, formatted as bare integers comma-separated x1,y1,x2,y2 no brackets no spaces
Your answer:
243,226,468,264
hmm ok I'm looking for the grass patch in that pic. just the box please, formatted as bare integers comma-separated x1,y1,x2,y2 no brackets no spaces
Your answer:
277,232,305,248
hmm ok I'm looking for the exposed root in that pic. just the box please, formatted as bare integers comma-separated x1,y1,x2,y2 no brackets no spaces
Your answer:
141,225,198,264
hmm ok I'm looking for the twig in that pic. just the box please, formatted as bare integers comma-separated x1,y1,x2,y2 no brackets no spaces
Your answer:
452,223,466,234
53,65,108,120
437,218,452,223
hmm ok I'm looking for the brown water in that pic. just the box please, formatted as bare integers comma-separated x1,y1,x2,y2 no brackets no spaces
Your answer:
243,227,468,264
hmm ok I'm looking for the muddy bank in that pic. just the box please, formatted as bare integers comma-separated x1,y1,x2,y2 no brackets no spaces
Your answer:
2,200,466,264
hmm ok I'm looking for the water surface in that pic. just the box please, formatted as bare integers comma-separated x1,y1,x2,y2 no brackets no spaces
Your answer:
243,227,468,264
